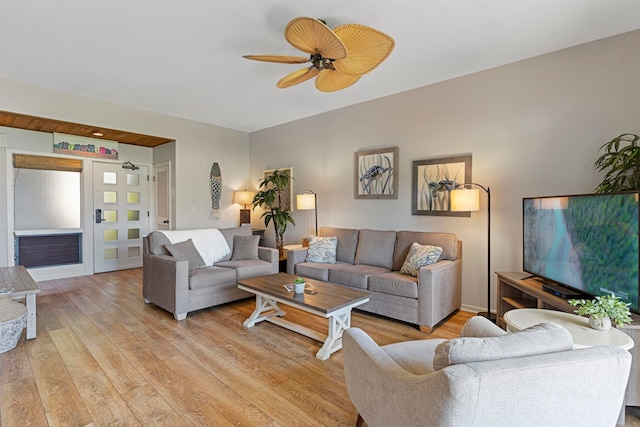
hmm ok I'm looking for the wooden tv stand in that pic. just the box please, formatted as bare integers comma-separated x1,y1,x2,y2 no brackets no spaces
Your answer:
496,271,640,407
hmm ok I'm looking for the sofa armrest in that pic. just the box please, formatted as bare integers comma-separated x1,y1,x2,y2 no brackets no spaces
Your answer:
416,258,463,329
142,253,189,319
258,246,279,274
286,247,308,274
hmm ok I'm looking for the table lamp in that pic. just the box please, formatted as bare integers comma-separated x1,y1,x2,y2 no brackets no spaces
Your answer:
234,190,255,225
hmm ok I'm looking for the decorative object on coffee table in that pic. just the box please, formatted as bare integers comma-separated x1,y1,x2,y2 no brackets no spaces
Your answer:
450,182,494,322
293,277,306,293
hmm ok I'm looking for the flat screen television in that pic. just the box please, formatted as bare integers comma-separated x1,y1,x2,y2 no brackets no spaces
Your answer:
523,191,640,313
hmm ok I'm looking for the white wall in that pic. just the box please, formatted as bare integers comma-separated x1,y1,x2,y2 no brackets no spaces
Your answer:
249,30,640,313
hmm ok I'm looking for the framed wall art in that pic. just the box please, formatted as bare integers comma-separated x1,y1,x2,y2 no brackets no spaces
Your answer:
263,167,293,211
354,147,398,199
412,155,472,216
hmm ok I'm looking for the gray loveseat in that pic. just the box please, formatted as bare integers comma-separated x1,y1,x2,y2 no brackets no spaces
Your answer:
287,227,462,333
143,226,278,320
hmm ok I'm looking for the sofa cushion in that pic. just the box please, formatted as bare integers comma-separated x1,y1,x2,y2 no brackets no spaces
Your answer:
329,264,391,289
215,260,275,280
148,231,171,255
189,266,237,290
165,239,205,270
354,229,397,269
320,227,359,264
432,322,573,371
368,271,418,298
218,226,253,261
231,235,259,260
305,235,337,263
394,231,458,270
295,262,331,281
399,242,443,277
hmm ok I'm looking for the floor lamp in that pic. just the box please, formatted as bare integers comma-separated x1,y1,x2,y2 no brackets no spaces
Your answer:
296,190,317,236
450,183,496,322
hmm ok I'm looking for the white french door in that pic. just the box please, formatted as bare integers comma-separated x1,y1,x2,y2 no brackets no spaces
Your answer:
93,162,149,273
154,162,171,230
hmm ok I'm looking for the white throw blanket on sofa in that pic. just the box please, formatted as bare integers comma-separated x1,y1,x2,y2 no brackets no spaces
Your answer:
159,229,231,266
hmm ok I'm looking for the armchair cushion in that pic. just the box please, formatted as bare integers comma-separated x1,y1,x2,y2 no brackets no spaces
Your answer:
165,239,205,270
433,322,573,370
231,235,259,260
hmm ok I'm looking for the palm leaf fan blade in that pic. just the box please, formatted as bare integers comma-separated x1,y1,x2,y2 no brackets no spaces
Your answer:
243,54,309,64
285,17,347,59
315,69,360,92
332,24,395,76
277,67,319,88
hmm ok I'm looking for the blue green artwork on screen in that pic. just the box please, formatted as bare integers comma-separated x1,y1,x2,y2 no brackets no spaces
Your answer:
523,192,640,312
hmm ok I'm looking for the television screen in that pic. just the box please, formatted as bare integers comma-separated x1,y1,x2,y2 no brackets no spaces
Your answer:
523,192,640,312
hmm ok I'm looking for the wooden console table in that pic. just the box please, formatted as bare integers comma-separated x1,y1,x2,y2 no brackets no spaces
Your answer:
496,271,640,407
0,266,40,339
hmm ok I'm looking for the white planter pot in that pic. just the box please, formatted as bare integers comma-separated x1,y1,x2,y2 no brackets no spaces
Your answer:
589,316,611,331
294,282,305,294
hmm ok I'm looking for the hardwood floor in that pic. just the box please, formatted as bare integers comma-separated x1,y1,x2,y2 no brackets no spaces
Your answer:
1,268,638,426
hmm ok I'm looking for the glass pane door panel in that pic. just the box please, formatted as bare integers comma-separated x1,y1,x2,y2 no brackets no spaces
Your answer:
127,174,140,186
128,247,140,258
103,172,117,185
104,229,118,241
104,248,118,260
103,210,118,222
104,191,117,203
127,229,140,239
127,192,139,204
127,210,140,221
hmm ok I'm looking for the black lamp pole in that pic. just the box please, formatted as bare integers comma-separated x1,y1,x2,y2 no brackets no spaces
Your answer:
474,183,494,322
457,183,494,322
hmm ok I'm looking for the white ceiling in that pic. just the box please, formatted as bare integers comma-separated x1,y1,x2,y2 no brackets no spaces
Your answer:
2,0,640,133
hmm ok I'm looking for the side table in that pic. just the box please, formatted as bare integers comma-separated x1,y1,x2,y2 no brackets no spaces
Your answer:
504,308,634,350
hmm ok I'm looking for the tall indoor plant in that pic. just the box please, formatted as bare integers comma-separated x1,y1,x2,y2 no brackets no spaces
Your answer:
593,133,640,193
252,169,295,256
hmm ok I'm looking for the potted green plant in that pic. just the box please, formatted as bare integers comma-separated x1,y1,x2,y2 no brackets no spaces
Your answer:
293,277,306,293
568,293,632,331
252,169,295,256
593,133,640,193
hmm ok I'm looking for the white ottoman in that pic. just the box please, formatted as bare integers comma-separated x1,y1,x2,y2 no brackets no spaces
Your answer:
0,297,27,354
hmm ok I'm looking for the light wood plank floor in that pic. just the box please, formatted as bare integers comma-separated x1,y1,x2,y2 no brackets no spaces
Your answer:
1,268,638,426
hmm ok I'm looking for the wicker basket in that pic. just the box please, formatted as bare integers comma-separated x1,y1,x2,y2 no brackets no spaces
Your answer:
0,298,27,354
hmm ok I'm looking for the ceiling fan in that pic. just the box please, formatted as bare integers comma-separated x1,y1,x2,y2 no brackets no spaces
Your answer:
243,17,395,92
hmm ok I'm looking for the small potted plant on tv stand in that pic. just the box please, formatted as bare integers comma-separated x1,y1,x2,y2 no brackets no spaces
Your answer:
568,293,632,331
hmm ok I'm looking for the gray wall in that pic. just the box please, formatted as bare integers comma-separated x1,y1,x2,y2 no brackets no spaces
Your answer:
248,30,640,312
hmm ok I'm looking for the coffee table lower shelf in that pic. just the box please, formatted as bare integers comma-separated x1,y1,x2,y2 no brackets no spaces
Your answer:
238,276,370,361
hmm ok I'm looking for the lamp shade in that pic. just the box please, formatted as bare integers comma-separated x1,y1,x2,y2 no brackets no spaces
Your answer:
450,188,480,212
233,190,255,206
297,193,316,210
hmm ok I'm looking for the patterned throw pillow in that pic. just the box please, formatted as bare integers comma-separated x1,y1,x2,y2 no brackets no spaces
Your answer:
305,236,338,264
400,242,443,277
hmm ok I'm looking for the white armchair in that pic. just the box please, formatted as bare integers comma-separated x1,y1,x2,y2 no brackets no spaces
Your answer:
343,316,631,427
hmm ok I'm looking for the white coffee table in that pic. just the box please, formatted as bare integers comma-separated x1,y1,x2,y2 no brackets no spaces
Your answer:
504,308,634,350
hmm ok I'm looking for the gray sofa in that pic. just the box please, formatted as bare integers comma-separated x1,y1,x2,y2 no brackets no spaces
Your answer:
343,316,632,427
287,227,462,333
143,226,278,320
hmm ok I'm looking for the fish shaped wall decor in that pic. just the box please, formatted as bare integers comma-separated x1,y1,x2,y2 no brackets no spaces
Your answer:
210,162,222,219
